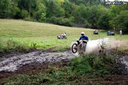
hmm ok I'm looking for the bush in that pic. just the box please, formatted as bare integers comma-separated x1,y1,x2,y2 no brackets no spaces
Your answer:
70,55,117,75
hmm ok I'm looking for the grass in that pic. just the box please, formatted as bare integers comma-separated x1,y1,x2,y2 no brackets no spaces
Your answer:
0,19,128,53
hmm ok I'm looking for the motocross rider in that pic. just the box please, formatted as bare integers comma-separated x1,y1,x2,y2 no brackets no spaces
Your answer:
79,32,89,42
77,32,89,51
62,33,66,38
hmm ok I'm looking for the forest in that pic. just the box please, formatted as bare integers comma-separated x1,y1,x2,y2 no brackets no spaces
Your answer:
0,0,128,33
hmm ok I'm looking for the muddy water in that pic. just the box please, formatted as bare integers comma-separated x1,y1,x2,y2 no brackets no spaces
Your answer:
0,51,78,72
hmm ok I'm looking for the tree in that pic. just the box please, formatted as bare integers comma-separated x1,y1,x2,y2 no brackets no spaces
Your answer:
10,0,20,18
110,10,128,33
18,0,37,16
0,0,12,18
109,4,128,18
34,3,46,21
45,0,65,18
62,0,74,18
86,6,101,28
73,4,88,25
69,0,101,5
98,13,111,30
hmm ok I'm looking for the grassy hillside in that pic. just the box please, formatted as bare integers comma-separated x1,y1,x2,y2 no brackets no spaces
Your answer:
0,19,128,52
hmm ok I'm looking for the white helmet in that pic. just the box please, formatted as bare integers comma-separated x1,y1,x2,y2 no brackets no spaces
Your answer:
81,32,85,35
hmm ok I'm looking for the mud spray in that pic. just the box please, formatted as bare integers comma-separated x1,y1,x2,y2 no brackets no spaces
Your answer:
85,38,121,54
0,38,127,72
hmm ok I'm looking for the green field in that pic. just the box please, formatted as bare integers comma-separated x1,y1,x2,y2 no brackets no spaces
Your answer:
0,19,128,52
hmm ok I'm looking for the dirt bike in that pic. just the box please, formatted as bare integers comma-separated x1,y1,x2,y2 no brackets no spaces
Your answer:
72,40,87,54
57,35,67,39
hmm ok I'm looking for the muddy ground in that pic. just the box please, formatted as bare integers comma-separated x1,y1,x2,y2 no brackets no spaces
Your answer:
0,50,78,80
0,38,128,84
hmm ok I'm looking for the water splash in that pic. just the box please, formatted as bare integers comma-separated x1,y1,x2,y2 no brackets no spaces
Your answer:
85,38,121,54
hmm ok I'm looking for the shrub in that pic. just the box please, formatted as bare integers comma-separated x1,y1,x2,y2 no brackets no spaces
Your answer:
70,55,117,75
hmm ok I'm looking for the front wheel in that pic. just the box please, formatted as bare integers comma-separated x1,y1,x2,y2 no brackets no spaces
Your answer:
72,43,78,53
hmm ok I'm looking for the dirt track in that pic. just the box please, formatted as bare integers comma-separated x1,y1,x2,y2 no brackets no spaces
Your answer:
0,50,79,80
0,38,128,83
0,38,128,72
0,50,78,72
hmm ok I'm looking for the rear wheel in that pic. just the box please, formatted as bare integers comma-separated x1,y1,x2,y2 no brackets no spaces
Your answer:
64,36,67,39
57,36,60,39
72,43,78,53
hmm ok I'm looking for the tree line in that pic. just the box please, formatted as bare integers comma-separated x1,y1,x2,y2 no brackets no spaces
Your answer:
0,0,128,33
